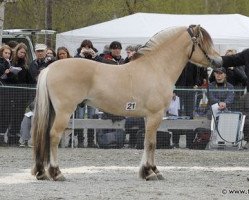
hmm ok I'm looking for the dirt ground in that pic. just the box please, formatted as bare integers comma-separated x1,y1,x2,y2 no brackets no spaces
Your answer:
0,146,249,200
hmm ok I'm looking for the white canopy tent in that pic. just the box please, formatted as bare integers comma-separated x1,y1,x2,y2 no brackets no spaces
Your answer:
56,12,249,57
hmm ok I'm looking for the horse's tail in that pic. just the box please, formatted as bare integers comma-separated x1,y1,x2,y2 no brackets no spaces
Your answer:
32,68,54,167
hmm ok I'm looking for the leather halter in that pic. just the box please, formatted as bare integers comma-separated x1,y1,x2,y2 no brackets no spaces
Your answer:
187,25,213,65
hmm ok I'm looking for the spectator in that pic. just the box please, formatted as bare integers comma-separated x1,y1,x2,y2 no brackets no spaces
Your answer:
210,49,247,90
99,44,110,58
10,43,35,143
173,62,207,148
56,46,71,60
11,43,33,84
122,44,144,148
46,47,56,61
222,48,249,90
0,45,13,137
166,92,181,148
19,101,34,147
74,40,101,62
166,92,180,117
176,62,207,118
197,78,209,113
0,45,12,84
29,43,49,84
124,45,135,63
223,49,247,102
99,41,127,148
102,41,125,65
208,67,234,117
0,43,34,144
74,40,98,148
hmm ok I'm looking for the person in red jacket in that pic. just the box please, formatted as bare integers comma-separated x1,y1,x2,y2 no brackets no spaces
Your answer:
102,41,125,65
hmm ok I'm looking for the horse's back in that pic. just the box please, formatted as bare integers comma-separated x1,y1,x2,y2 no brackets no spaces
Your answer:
45,58,127,110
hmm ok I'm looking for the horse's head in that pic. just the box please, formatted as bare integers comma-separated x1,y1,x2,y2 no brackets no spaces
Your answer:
187,25,222,68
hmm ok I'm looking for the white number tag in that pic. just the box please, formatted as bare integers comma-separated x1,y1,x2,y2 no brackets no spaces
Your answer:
126,102,136,110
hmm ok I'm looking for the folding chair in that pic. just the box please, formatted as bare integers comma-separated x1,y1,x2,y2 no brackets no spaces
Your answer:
208,111,246,150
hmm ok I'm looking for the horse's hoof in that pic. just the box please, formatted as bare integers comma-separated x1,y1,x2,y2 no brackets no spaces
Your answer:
36,173,50,180
156,173,165,180
247,177,249,181
54,174,66,181
146,173,158,181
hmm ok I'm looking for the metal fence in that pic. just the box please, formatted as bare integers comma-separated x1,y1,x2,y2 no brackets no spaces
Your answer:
0,85,247,149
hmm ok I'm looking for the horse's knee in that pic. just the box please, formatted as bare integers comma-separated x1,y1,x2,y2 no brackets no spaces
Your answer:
144,141,156,151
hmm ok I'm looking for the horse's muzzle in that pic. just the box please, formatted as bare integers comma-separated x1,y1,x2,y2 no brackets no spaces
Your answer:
210,57,223,68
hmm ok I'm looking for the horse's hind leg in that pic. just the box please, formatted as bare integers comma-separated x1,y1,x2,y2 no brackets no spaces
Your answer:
47,112,71,181
139,111,165,181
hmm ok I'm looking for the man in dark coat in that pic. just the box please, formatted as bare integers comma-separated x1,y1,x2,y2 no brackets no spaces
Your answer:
173,62,207,149
222,48,249,90
175,62,207,118
208,67,234,115
29,44,50,84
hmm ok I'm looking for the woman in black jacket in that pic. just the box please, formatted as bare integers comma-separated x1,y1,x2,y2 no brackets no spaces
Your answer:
11,43,33,85
1,43,35,144
0,45,13,138
0,45,13,85
10,43,35,144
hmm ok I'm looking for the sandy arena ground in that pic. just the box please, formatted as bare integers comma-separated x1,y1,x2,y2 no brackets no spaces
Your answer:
0,146,249,200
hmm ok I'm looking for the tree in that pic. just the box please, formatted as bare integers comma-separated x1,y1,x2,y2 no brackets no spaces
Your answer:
45,0,52,46
3,0,249,46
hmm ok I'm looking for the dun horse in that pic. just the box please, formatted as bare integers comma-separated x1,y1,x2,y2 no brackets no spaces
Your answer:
32,25,222,181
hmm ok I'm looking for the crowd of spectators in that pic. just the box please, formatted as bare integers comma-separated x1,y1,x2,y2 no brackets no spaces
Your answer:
0,39,248,149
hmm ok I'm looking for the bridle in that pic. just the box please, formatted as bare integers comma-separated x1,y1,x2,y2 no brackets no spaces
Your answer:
187,25,214,66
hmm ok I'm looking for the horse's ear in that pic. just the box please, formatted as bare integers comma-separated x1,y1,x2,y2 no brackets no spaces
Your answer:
194,25,203,38
196,25,201,33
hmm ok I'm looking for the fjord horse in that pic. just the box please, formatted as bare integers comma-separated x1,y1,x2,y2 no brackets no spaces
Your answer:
32,25,222,181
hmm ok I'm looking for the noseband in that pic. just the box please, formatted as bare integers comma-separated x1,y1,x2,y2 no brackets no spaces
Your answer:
187,25,213,65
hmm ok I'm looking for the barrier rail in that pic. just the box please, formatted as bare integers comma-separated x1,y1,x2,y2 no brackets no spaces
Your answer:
68,118,211,130
64,117,211,148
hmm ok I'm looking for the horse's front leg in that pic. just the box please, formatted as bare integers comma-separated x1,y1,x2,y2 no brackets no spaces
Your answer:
47,113,70,181
139,111,165,181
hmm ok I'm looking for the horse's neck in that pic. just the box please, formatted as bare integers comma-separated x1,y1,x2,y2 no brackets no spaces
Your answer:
149,32,190,85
